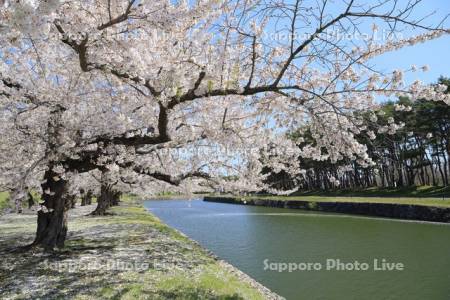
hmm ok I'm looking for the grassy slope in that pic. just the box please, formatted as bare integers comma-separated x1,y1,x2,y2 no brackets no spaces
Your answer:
94,206,268,300
0,202,273,300
231,186,450,208
291,185,450,198
241,195,450,207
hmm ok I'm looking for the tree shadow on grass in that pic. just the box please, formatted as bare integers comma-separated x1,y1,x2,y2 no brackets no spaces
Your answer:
156,287,245,300
61,237,118,254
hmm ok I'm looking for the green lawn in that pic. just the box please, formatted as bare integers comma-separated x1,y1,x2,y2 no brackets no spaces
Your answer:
0,191,43,212
290,185,450,198
0,201,275,299
0,192,10,211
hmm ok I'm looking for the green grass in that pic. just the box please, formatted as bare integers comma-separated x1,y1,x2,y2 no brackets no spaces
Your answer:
240,194,450,208
94,205,268,299
0,192,11,211
29,190,42,202
119,193,139,203
156,264,264,300
290,185,450,198
156,191,182,197
104,206,269,299
0,191,43,212
1,202,272,299
233,185,450,208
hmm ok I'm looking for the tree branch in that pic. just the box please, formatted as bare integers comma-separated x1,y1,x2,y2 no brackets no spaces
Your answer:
97,0,137,30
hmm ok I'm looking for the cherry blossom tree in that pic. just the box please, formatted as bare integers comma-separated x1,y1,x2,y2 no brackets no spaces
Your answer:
1,0,449,250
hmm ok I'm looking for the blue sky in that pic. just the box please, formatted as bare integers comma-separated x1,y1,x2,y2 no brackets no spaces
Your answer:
255,0,449,85
371,34,450,84
368,0,450,84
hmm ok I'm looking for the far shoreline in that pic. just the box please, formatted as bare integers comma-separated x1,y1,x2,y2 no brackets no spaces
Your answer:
203,195,450,223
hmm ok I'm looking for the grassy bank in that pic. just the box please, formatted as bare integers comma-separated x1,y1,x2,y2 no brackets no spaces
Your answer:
239,195,450,208
205,194,450,222
290,185,450,198
0,201,279,299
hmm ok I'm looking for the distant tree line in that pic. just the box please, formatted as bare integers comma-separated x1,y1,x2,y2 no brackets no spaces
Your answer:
265,77,450,191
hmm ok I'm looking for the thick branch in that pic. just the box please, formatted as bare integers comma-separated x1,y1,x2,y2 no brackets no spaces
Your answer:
97,0,137,30
136,168,211,186
54,21,89,72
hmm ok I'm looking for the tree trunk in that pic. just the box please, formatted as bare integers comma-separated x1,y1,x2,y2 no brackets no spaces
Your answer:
11,188,24,214
81,191,92,206
86,191,93,205
33,168,70,250
70,195,76,209
91,184,114,215
27,191,35,209
15,198,23,214
111,191,121,206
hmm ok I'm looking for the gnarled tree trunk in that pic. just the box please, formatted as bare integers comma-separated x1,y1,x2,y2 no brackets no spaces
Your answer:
33,168,70,250
91,168,121,215
91,184,115,215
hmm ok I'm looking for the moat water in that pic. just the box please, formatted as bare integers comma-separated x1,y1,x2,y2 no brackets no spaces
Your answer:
144,199,450,300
